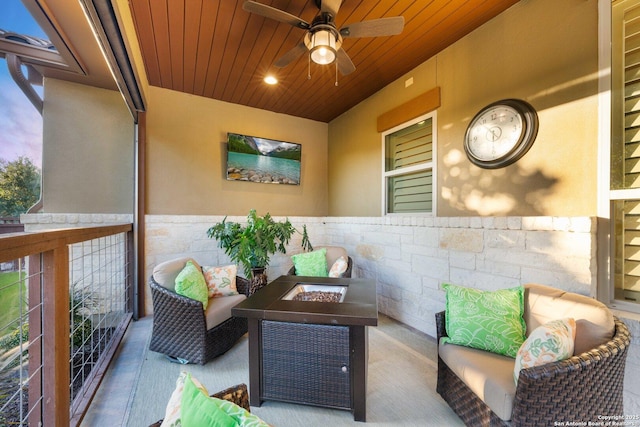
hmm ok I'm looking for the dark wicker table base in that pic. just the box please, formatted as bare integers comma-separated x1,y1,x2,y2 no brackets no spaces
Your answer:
261,321,351,409
246,318,369,421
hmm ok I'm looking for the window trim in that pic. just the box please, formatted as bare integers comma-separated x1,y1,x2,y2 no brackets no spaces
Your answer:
381,111,437,216
601,0,640,313
597,0,612,306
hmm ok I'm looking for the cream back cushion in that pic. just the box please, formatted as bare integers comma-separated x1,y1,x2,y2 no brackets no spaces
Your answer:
153,257,201,292
524,284,614,355
321,246,349,268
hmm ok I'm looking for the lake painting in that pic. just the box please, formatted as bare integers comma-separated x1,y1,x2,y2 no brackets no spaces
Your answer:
226,133,301,185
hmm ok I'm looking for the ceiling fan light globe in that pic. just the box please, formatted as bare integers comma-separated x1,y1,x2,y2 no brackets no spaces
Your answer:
307,29,340,65
311,46,336,64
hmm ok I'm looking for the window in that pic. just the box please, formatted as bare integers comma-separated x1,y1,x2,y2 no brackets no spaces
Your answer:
610,0,640,310
382,113,436,214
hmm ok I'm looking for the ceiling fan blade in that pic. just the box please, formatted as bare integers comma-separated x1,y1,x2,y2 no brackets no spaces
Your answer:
243,1,310,29
336,48,356,76
320,0,342,18
340,16,405,38
274,42,308,68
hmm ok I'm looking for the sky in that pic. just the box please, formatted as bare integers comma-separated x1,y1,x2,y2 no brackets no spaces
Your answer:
0,0,47,168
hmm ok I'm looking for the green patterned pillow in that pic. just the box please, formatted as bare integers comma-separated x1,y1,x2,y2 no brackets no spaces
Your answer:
161,371,207,426
441,283,526,358
181,373,237,427
171,372,270,427
214,394,271,426
175,261,209,310
291,248,328,277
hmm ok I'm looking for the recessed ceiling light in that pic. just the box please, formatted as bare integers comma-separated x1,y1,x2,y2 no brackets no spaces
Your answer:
264,75,278,85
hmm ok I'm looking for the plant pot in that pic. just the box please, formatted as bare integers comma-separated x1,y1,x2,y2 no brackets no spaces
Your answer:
250,267,268,294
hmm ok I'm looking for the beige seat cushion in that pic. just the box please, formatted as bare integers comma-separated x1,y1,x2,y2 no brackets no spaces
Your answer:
439,341,516,421
152,257,201,292
524,284,615,354
205,293,246,330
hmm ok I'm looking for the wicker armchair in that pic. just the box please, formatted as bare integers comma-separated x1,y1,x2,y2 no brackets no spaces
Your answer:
149,383,250,427
436,310,631,426
149,258,251,365
287,245,353,278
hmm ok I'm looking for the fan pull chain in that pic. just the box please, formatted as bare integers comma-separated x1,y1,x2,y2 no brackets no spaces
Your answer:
308,53,311,80
335,61,339,86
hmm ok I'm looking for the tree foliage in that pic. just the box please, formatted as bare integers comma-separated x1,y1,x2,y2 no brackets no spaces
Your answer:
0,157,41,217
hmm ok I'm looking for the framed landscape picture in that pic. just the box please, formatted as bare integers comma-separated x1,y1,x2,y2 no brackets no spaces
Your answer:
226,133,301,185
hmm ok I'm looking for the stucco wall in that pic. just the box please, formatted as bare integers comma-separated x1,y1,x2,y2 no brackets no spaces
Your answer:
328,0,598,217
42,79,134,214
145,86,329,216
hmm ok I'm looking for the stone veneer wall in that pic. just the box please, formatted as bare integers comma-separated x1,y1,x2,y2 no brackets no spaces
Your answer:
21,213,638,414
146,215,600,333
21,213,134,231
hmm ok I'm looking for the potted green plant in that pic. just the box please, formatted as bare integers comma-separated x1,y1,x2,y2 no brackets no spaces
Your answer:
207,209,313,290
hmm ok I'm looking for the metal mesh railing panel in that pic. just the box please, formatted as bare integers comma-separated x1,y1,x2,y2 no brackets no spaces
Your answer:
68,232,131,410
0,257,44,426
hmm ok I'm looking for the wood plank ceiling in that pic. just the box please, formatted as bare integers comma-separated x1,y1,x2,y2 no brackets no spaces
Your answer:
129,0,519,123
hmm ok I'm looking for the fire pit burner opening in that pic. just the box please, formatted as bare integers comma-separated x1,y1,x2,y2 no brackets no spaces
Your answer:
282,284,347,303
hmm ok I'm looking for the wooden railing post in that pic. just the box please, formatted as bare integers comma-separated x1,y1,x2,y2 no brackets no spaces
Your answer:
42,247,70,426
28,254,43,426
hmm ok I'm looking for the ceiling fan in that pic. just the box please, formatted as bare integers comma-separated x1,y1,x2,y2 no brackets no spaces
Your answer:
243,0,405,77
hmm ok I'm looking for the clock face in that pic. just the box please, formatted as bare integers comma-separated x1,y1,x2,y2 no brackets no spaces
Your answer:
466,105,523,161
464,99,538,169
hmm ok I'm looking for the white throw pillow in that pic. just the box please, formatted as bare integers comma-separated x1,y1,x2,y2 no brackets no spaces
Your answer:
514,318,576,384
202,264,238,298
328,256,348,278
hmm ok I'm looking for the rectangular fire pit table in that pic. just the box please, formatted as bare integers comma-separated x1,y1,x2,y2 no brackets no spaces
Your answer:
231,275,378,422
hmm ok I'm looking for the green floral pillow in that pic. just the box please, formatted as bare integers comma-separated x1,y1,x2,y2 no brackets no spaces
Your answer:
291,248,328,277
174,261,209,310
441,283,526,358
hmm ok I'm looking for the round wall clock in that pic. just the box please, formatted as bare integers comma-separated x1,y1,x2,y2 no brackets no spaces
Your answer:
464,99,539,169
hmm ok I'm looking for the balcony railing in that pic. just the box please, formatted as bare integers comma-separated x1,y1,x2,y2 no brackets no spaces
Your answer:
0,224,134,426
